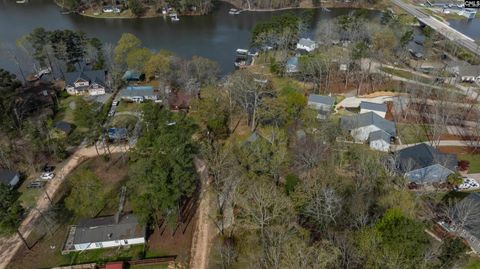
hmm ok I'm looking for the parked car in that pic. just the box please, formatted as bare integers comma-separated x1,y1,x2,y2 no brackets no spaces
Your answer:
42,164,55,173
40,172,55,180
112,100,119,106
27,181,45,189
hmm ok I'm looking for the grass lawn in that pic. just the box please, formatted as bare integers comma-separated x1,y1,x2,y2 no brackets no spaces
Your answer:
110,115,139,131
18,188,42,210
116,101,143,113
464,256,480,269
458,153,480,173
380,67,433,84
397,123,429,144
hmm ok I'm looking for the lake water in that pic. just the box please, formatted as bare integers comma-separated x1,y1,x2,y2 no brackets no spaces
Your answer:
0,0,477,76
0,0,379,75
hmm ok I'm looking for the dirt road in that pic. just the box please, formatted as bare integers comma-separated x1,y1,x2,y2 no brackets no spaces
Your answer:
189,158,215,269
0,144,129,269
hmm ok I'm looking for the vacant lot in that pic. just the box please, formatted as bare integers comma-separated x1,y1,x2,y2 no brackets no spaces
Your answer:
438,146,480,173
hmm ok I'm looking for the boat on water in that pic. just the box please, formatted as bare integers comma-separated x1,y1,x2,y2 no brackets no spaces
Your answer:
322,7,331,12
170,13,180,21
16,0,27,4
229,8,241,15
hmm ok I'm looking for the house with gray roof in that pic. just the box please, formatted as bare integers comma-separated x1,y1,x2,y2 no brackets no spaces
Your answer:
119,86,161,103
308,94,335,120
286,56,299,74
65,214,145,252
368,130,392,152
360,101,387,118
65,69,107,96
296,38,317,52
395,143,457,184
0,169,20,189
341,111,396,144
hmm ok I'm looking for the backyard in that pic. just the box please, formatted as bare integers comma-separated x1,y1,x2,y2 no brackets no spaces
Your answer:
8,153,195,268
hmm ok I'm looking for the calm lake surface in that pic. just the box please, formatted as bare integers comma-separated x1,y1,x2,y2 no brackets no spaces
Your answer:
0,0,477,75
0,0,380,75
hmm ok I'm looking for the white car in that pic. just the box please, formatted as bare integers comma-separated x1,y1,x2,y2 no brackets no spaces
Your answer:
40,172,55,180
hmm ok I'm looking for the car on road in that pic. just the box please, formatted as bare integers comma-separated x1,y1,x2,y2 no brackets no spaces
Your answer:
112,100,119,106
27,181,46,189
457,177,480,190
40,172,55,180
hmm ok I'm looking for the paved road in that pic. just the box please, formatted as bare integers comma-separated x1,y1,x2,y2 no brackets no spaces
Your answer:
0,144,130,269
391,0,480,56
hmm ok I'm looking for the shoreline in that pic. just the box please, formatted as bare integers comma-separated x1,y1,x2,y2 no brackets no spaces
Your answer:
53,0,385,20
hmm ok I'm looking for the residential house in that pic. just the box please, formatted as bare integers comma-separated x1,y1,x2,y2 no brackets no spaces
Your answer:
359,101,387,118
340,111,396,143
54,121,73,135
122,70,142,82
296,38,317,52
308,94,335,120
119,86,160,103
0,169,20,189
368,130,392,152
286,56,299,74
66,214,145,251
108,128,128,140
395,143,457,185
65,69,107,96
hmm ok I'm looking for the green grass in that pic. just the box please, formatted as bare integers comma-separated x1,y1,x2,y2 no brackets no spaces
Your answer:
111,114,138,131
464,256,480,269
116,101,143,113
458,153,480,173
397,123,429,144
380,67,434,84
18,188,42,210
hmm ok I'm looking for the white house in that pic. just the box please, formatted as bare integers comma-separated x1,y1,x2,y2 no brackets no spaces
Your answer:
307,94,335,120
296,38,317,52
341,111,396,143
68,214,145,251
65,69,107,96
0,169,20,189
368,130,391,152
359,101,387,118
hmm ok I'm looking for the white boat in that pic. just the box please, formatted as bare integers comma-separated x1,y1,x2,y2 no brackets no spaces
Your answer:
236,48,248,55
229,8,238,15
170,14,180,21
16,0,27,4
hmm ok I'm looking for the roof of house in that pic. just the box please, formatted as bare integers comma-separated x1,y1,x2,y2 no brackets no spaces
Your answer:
395,143,458,173
0,169,18,186
308,94,334,107
286,57,299,73
54,121,72,134
297,38,316,48
119,86,158,98
340,112,396,136
360,101,387,112
122,70,142,81
73,214,145,245
65,69,106,87
458,65,480,77
108,128,128,140
369,130,392,143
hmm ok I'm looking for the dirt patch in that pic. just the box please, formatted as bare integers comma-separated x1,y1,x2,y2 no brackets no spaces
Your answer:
359,91,401,98
438,146,478,155
82,153,129,187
